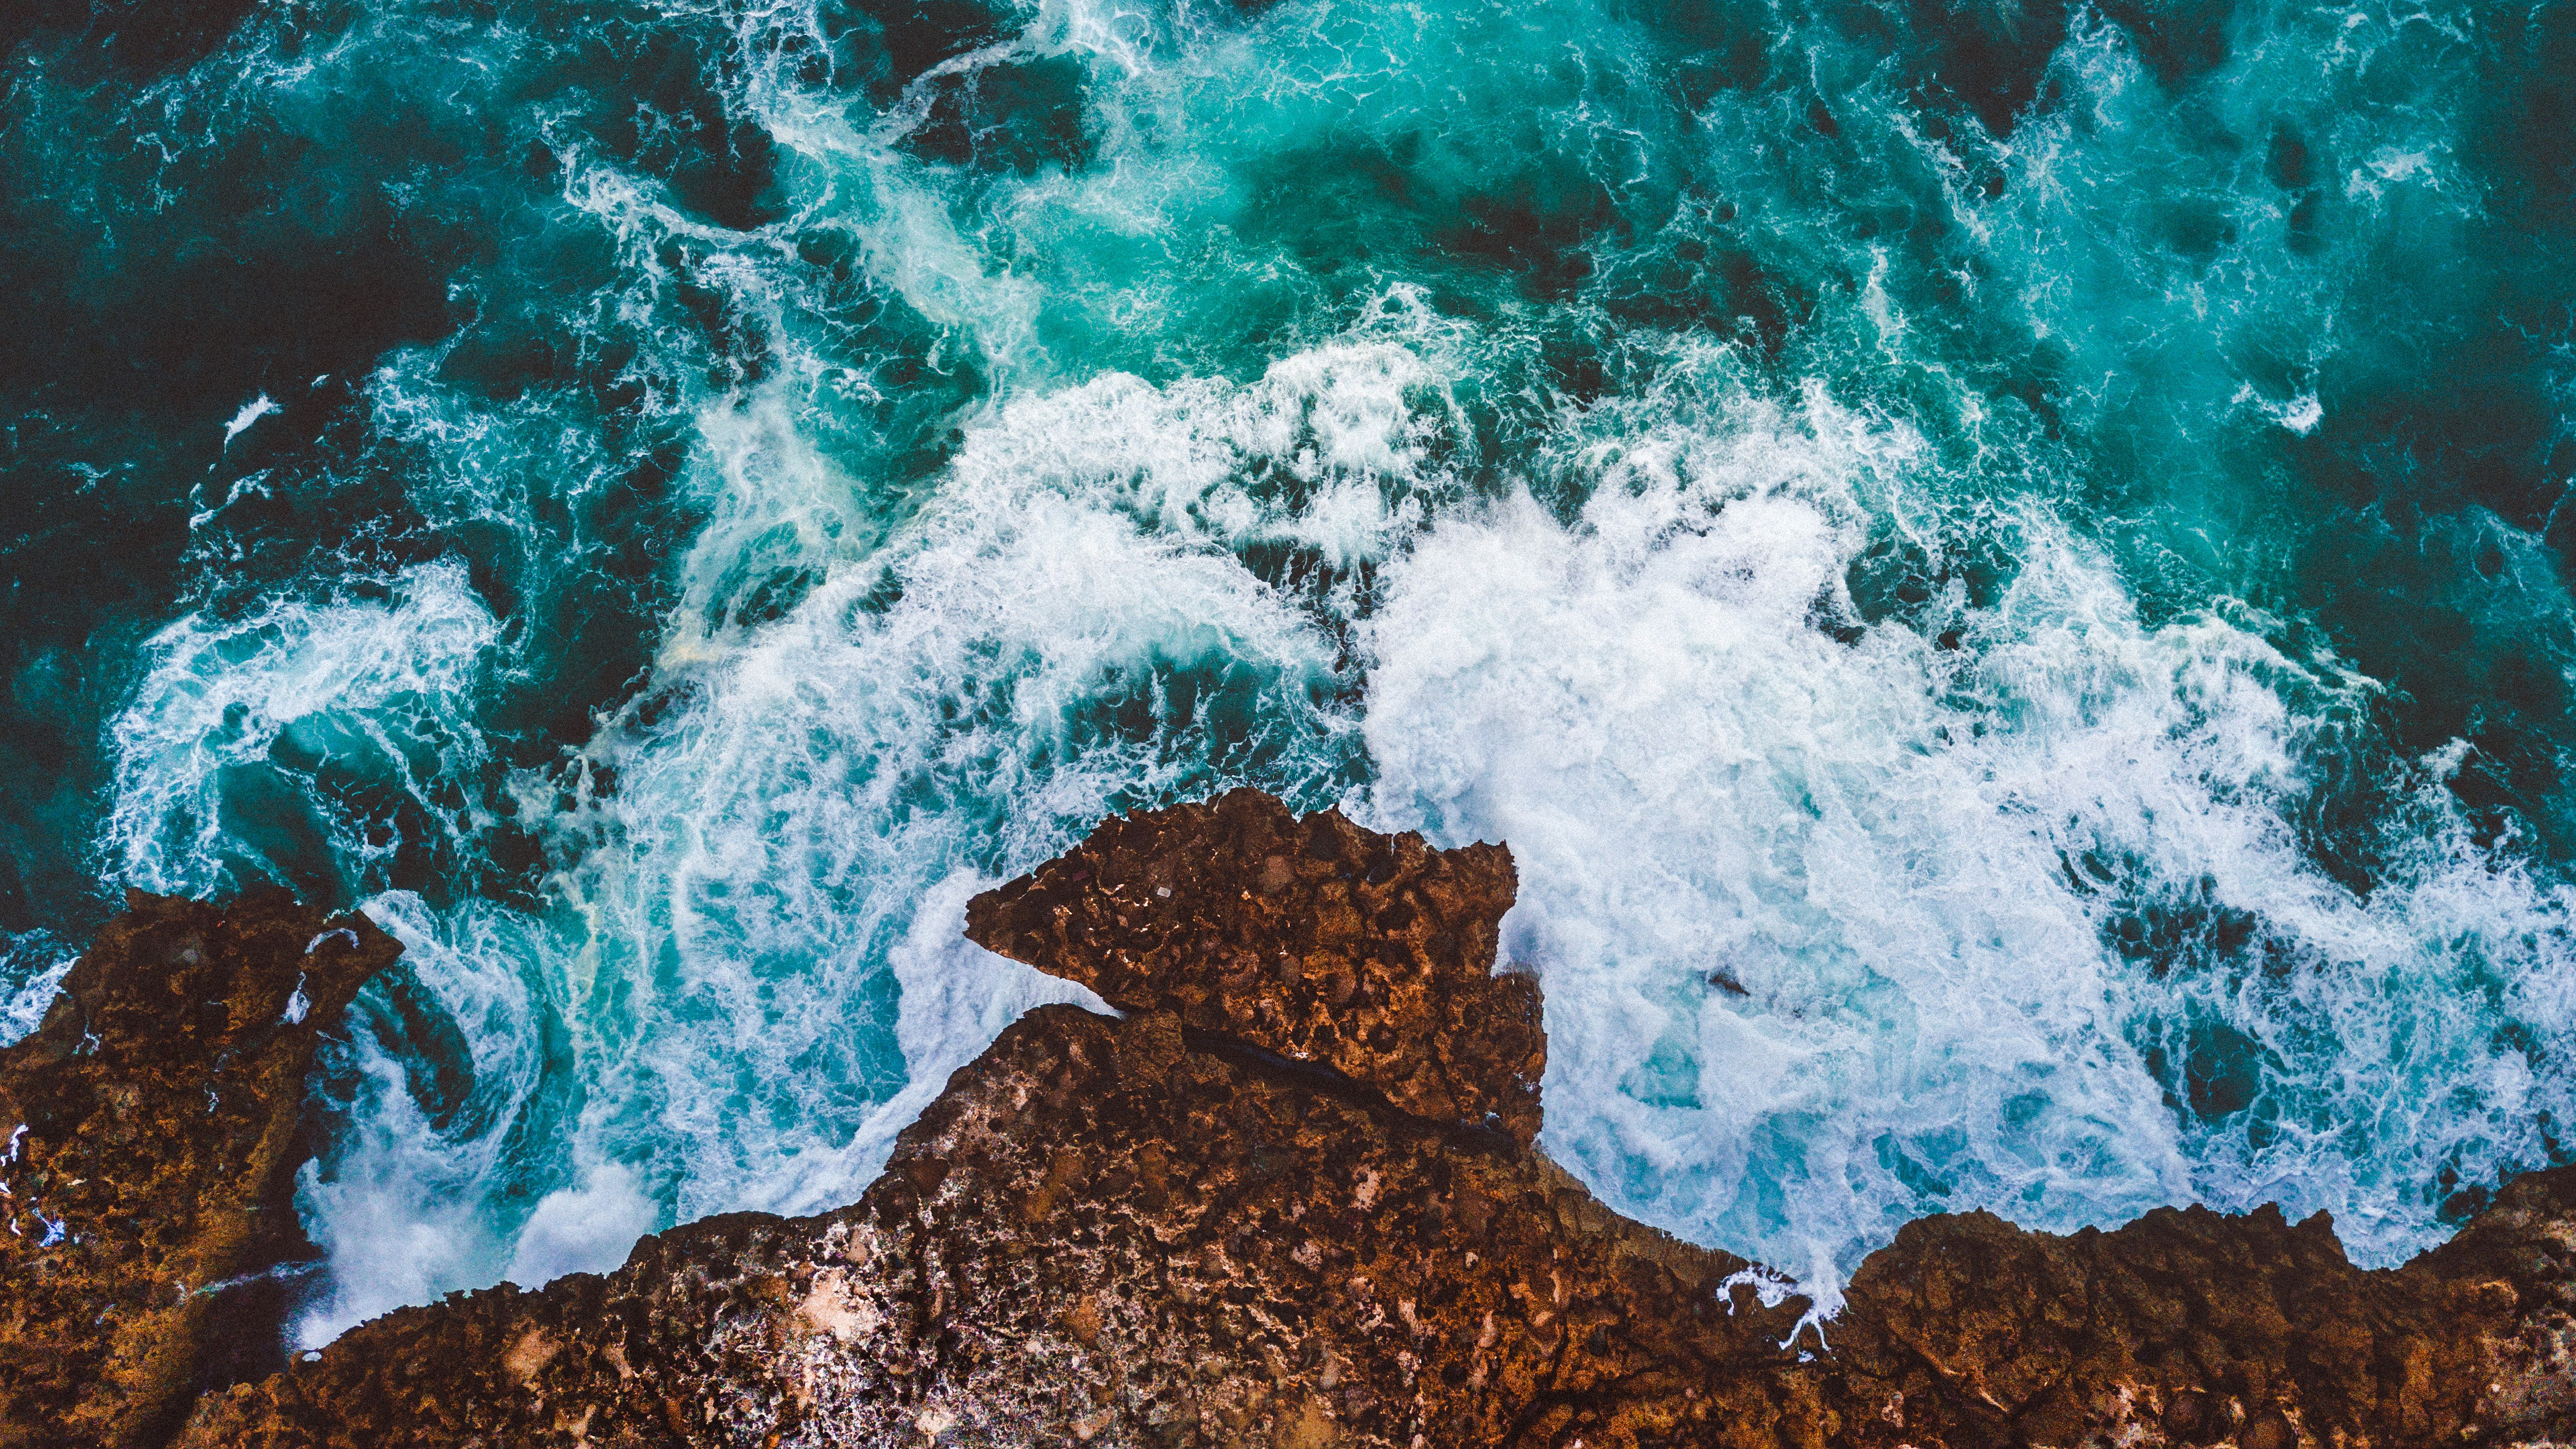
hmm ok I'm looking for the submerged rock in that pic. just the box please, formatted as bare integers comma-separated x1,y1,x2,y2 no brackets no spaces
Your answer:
13,798,2576,1445
0,890,400,1449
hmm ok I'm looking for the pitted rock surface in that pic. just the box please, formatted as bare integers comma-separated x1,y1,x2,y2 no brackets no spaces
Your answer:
178,1001,2576,1448
184,1004,1817,1448
0,890,399,1449
965,788,1546,1145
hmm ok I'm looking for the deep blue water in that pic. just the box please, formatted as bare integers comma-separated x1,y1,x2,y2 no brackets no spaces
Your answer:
3,0,2574,1338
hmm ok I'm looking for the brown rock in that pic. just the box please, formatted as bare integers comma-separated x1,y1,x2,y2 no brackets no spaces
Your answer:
0,890,399,1448
965,788,1545,1145
20,794,2576,1446
173,991,2576,1448
180,1001,1817,1448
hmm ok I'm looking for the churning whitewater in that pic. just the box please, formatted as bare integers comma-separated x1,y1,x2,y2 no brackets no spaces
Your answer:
4,0,2574,1341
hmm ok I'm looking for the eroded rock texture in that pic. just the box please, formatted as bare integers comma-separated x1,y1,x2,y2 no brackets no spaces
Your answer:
180,1002,2576,1449
184,1002,1823,1447
966,789,1546,1146
20,798,2576,1446
1835,1175,2576,1447
0,890,400,1449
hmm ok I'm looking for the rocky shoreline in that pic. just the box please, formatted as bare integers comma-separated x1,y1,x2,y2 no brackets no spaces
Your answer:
5,792,2574,1446
0,890,400,1448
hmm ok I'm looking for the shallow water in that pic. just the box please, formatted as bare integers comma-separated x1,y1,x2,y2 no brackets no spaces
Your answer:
3,0,2573,1339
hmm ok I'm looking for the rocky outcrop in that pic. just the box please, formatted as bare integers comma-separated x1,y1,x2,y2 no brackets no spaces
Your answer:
0,889,400,1449
15,798,2576,1446
184,1000,1817,1447
965,790,1546,1145
175,1016,2576,1449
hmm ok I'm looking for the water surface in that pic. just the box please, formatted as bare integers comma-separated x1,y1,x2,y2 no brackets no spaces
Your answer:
4,0,2573,1338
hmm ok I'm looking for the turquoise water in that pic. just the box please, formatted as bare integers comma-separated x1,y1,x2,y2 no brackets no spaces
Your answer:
3,0,2573,1337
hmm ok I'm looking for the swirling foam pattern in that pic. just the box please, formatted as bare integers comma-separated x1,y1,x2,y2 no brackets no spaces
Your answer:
2,0,2571,1338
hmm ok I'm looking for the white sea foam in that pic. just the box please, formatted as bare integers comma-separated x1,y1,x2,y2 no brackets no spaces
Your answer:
0,932,73,1049
547,343,1418,1234
290,892,547,1346
103,317,2576,1340
262,335,1440,1330
104,558,500,900
72,0,2576,1349
1357,372,2576,1306
501,1161,659,1289
222,393,280,447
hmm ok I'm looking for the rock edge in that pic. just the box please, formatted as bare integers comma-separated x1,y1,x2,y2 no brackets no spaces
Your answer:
0,889,400,1449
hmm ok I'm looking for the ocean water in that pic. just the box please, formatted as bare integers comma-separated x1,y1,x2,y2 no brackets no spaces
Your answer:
3,0,2573,1339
